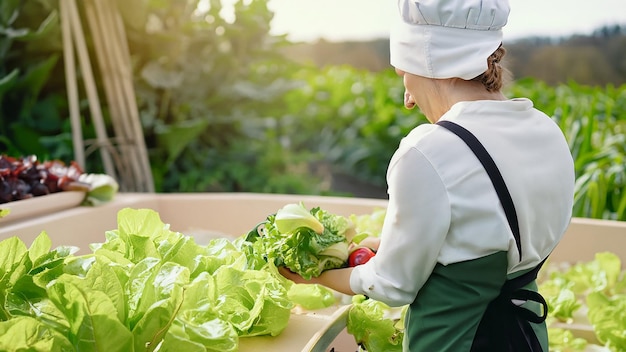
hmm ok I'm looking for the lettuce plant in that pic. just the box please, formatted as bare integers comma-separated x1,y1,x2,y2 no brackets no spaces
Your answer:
0,208,295,351
347,295,406,352
246,202,353,280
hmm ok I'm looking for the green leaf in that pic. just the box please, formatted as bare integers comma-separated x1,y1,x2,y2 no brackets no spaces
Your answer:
0,0,21,27
2,11,58,41
0,236,28,277
31,247,80,288
9,123,51,156
84,256,129,323
0,238,32,319
0,69,19,97
164,272,238,350
160,326,208,352
131,262,189,352
586,291,626,349
79,174,119,206
560,252,622,294
547,287,581,321
127,257,162,327
213,265,292,337
255,203,352,279
0,316,74,352
274,202,325,234
547,327,588,351
180,272,218,312
115,208,167,262
15,54,59,105
48,276,134,352
167,313,238,352
155,119,210,168
158,234,202,273
28,232,52,264
347,295,405,352
287,283,337,310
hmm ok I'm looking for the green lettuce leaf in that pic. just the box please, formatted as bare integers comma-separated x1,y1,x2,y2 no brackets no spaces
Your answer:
586,291,626,351
0,316,73,352
560,252,622,295
547,327,588,352
350,208,386,237
1,234,75,319
166,312,238,352
0,207,320,352
275,202,325,234
79,173,119,206
47,275,134,351
287,283,337,310
213,265,292,336
540,282,581,322
347,295,405,352
248,203,353,280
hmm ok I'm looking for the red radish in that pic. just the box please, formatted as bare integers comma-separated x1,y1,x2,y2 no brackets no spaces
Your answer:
348,247,376,267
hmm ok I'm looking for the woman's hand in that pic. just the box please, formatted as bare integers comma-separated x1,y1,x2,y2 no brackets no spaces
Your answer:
349,236,381,254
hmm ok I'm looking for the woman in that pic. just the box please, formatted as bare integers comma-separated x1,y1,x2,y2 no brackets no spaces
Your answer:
280,0,575,350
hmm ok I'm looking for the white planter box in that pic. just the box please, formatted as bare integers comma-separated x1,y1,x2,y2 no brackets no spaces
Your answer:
1,192,624,351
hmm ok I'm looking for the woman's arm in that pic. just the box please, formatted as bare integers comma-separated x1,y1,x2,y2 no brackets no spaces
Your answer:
278,266,356,296
278,236,380,295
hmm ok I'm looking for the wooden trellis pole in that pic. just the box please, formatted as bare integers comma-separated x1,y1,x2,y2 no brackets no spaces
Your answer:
60,0,116,179
60,0,154,192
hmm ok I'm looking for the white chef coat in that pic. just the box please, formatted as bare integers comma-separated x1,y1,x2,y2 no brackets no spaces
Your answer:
350,98,575,307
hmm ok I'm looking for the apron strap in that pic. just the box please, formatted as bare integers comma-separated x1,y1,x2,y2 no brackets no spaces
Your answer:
503,257,547,291
436,120,522,261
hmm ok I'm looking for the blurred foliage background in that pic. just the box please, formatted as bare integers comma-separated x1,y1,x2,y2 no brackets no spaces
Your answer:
1,0,625,220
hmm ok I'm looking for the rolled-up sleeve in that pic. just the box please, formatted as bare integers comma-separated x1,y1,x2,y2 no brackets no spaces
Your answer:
350,146,451,307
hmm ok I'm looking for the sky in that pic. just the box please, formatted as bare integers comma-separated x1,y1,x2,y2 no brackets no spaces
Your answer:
263,0,626,42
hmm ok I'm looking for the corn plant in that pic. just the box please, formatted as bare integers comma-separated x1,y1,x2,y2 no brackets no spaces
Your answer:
508,79,626,220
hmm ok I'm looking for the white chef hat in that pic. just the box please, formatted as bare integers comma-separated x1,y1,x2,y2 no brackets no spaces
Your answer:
390,0,510,80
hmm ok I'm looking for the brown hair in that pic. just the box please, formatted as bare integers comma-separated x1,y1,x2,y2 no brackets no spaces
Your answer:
472,45,510,92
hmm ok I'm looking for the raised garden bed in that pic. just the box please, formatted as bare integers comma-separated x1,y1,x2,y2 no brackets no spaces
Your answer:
1,193,624,351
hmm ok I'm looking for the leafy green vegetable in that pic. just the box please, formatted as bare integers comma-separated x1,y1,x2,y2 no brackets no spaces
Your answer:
47,275,134,352
246,202,354,280
287,283,337,311
350,208,386,238
586,292,626,351
79,173,119,206
0,316,73,352
548,327,588,352
347,295,406,352
540,252,626,324
0,208,298,351
541,283,581,322
561,252,623,295
540,252,626,351
0,232,75,322
275,203,325,234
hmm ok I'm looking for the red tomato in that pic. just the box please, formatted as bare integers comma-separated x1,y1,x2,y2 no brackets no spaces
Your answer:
348,247,376,267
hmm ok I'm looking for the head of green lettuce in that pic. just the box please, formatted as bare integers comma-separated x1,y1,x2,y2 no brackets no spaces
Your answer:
245,202,356,280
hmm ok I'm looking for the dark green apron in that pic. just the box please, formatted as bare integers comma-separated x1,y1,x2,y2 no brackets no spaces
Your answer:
403,121,549,351
403,253,548,351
